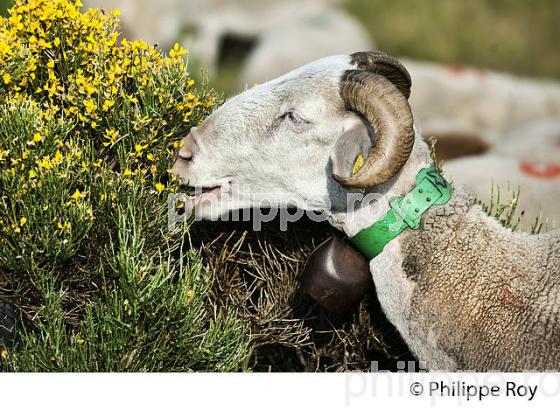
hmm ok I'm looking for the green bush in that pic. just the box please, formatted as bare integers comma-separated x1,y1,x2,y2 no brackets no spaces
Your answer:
0,0,250,371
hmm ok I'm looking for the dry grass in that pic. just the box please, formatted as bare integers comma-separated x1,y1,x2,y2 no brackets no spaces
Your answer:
189,216,413,371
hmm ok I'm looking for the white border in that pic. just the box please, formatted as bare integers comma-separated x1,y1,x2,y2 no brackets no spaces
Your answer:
1,372,559,410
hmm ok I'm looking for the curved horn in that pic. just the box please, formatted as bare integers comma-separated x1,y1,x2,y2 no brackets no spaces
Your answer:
333,69,415,188
350,51,412,99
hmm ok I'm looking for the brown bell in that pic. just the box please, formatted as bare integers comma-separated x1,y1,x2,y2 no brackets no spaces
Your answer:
302,236,371,314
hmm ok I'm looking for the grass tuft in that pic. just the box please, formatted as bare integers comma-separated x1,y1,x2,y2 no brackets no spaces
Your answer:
475,183,544,234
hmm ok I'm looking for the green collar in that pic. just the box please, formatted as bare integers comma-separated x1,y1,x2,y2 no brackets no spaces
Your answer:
350,165,452,260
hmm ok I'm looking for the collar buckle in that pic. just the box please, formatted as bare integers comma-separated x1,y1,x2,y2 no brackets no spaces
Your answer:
390,166,452,230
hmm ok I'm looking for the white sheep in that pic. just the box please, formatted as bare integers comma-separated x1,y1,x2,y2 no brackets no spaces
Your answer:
239,10,372,86
443,120,560,232
489,119,560,163
406,59,560,149
184,1,346,76
84,0,352,76
172,51,560,371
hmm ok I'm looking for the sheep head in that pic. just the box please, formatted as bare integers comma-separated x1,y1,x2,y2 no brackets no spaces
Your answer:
172,51,415,220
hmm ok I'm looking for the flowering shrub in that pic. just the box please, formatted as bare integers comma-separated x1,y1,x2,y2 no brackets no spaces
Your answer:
0,0,215,268
0,0,250,371
0,0,217,270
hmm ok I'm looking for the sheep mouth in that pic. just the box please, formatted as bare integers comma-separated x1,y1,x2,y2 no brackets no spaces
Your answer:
181,184,222,202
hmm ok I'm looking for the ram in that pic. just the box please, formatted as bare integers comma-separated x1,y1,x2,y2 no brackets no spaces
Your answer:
172,51,560,371
241,50,560,157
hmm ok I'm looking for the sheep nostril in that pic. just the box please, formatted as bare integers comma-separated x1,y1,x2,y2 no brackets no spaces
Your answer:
177,149,193,161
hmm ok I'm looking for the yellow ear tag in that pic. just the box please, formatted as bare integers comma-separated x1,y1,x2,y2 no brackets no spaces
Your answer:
352,154,364,176
352,154,365,193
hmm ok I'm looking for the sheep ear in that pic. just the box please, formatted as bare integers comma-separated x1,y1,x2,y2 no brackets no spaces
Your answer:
331,121,372,181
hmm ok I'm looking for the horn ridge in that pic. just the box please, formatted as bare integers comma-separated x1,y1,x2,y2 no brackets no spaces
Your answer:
350,51,412,99
334,69,415,188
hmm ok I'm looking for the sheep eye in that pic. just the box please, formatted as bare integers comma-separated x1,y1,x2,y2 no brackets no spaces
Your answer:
282,110,308,125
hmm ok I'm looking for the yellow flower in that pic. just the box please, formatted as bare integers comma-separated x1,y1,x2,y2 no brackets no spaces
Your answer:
77,339,85,345
70,189,84,201
102,99,115,111
185,289,194,300
155,182,165,192
20,217,27,226
57,220,71,231
53,150,63,166
38,39,51,49
2,73,11,84
37,155,53,170
47,60,55,69
169,43,186,60
135,143,148,154
33,133,42,142
29,169,37,178
84,99,95,114
1,349,8,360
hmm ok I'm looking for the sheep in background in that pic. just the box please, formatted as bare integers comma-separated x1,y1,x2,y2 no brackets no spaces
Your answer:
444,155,560,232
443,120,560,232
83,0,362,79
84,0,185,49
406,60,560,157
183,1,354,77
239,10,372,86
171,51,560,371
490,119,560,163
